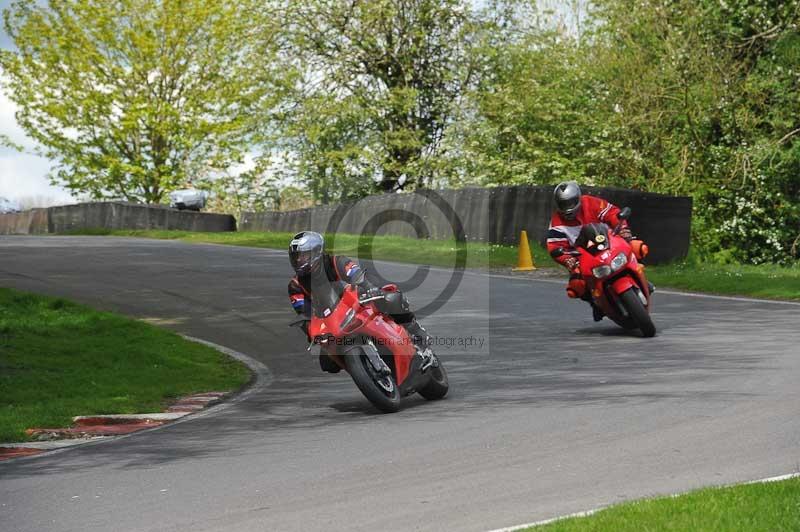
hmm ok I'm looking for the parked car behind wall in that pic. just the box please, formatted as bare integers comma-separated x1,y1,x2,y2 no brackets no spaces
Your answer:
169,189,207,211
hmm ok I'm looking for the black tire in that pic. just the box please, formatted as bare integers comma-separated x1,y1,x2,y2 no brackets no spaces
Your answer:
418,357,449,400
619,287,656,337
608,313,637,330
344,347,401,413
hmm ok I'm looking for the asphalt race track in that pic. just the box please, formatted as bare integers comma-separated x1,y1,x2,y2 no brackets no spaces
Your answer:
1,236,798,532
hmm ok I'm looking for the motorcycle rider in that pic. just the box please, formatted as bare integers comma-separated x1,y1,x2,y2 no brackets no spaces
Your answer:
546,181,640,321
287,231,431,373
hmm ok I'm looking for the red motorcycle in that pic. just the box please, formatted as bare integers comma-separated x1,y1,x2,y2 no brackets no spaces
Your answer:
553,208,656,337
292,280,449,413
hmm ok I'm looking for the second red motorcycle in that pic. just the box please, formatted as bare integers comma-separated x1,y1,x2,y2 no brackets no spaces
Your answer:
553,208,656,337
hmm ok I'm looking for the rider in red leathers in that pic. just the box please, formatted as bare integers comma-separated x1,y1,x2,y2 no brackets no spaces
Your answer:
547,182,638,321
287,231,431,373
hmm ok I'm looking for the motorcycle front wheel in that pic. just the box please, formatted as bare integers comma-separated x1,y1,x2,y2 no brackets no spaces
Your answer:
619,287,656,337
344,347,401,413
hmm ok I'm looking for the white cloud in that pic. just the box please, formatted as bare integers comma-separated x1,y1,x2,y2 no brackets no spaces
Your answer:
0,151,72,203
0,72,74,205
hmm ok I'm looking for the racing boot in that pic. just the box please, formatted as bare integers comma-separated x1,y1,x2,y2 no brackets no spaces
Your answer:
590,301,604,322
403,320,437,371
404,320,432,350
319,353,341,373
581,291,604,322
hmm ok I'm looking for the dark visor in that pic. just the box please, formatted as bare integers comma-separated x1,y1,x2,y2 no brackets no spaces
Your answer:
557,196,580,212
290,249,317,269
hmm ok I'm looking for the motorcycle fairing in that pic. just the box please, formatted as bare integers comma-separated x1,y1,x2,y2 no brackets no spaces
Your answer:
307,285,416,386
357,312,416,385
609,272,637,295
579,233,652,321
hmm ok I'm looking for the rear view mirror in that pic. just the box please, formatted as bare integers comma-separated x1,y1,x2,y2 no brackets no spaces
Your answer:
618,207,632,221
550,247,565,258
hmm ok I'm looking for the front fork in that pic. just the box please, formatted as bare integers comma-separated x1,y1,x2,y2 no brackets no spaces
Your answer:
329,339,392,376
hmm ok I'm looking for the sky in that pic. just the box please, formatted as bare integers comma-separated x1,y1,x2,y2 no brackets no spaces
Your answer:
0,0,74,206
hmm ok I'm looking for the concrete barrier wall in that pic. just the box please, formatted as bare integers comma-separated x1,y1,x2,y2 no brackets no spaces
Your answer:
0,209,49,235
0,202,236,235
241,186,693,264
47,202,236,233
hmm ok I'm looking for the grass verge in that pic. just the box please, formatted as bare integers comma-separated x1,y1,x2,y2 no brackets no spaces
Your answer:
646,261,800,301
0,288,251,443
66,229,800,301
525,476,800,531
66,228,554,270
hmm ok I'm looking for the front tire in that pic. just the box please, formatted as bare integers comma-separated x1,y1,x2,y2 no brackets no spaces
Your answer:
418,356,449,400
344,347,401,413
619,288,656,337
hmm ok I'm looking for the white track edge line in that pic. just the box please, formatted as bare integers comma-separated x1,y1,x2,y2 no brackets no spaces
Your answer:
485,472,800,532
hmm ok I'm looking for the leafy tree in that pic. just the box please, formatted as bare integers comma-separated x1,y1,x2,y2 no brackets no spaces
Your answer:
0,133,23,151
0,0,285,204
278,185,313,211
588,0,800,263
203,158,282,220
281,0,478,198
461,0,800,263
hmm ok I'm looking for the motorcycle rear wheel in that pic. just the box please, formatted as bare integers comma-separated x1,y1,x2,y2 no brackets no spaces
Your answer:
418,356,449,400
619,287,656,337
345,347,401,413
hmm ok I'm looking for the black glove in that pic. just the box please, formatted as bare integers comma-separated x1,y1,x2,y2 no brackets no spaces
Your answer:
563,256,579,271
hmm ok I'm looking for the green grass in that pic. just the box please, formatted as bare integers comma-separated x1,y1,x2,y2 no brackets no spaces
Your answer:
647,261,800,301
66,229,800,301
0,288,251,443
67,228,554,270
526,476,800,531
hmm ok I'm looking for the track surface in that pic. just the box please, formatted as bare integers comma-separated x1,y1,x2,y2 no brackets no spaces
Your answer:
1,236,798,532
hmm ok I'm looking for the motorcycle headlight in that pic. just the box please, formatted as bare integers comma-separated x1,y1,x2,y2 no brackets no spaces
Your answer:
592,265,612,278
610,252,628,272
593,253,628,279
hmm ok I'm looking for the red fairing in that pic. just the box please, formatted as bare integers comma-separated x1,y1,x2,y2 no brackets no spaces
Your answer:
576,232,652,320
307,285,416,385
610,274,637,295
359,313,415,384
577,233,633,278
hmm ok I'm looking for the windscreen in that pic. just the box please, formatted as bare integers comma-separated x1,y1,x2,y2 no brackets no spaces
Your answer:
575,223,611,253
309,276,345,318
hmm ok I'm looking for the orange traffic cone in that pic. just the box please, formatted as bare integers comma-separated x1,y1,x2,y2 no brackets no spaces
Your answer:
512,230,536,271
